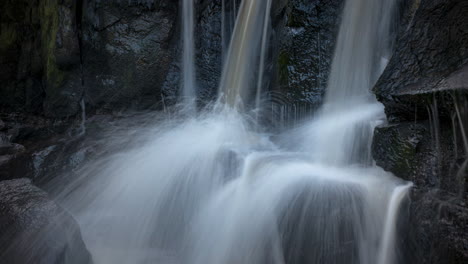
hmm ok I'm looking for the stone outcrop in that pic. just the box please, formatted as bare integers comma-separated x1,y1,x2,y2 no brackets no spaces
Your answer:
0,178,93,264
374,0,468,122
372,0,468,263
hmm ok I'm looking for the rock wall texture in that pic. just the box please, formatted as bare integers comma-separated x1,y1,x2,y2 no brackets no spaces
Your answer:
274,0,343,107
0,0,342,117
375,0,468,122
373,0,468,263
0,0,180,117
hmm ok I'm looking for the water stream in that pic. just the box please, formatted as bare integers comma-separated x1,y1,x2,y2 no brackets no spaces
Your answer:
181,0,196,108
53,0,412,263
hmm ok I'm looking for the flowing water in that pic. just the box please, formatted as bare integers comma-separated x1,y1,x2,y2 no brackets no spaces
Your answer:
181,0,196,107
53,0,412,263
219,0,272,107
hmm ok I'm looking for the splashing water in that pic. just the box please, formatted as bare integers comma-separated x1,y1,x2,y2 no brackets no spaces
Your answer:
51,0,412,263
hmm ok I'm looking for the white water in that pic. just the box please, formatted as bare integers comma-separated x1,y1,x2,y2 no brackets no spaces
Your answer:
52,0,412,263
308,0,398,166
221,0,238,61
219,0,272,107
181,0,196,107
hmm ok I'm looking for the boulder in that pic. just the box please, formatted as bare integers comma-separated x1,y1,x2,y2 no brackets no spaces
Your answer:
0,178,93,264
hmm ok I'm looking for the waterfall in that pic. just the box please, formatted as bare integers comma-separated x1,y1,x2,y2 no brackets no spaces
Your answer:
219,0,272,107
325,0,396,105
79,98,86,136
50,0,412,263
304,0,398,166
221,0,238,61
181,0,196,108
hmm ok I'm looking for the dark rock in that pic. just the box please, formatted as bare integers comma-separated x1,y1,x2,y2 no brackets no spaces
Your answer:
273,0,343,107
1,0,180,116
162,0,224,105
196,0,223,101
373,123,432,185
0,143,26,156
374,0,468,122
406,189,468,264
373,121,466,199
372,1,468,261
0,178,93,264
81,0,178,112
373,121,468,263
0,0,44,114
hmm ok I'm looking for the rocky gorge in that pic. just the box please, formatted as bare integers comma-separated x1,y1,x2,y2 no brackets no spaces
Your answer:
0,0,467,263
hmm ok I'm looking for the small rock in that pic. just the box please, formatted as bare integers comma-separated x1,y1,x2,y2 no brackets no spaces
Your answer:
0,155,14,167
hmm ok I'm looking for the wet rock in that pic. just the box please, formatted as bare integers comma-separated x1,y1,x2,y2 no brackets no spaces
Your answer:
162,0,223,104
373,121,466,198
0,178,93,264
406,190,468,264
372,1,468,261
373,123,430,184
196,0,223,101
373,122,468,263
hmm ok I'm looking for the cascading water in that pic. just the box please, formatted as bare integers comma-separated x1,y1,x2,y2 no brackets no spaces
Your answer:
221,0,239,60
51,0,412,263
304,0,398,166
219,0,272,107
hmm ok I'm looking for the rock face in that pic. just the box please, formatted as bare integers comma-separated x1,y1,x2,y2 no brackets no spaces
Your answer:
372,0,468,263
274,0,343,108
0,178,93,264
82,0,178,112
374,0,468,122
0,0,343,118
0,0,179,117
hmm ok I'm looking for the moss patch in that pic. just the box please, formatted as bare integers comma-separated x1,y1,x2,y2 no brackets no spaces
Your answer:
40,0,65,96
0,23,18,52
278,51,290,85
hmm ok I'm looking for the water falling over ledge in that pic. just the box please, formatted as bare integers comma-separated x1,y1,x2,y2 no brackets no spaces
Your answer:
49,0,413,263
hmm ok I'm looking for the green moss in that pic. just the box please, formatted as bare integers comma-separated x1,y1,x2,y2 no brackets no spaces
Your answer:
40,0,66,96
392,139,417,176
286,11,306,28
278,51,290,85
377,124,426,178
0,23,17,51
